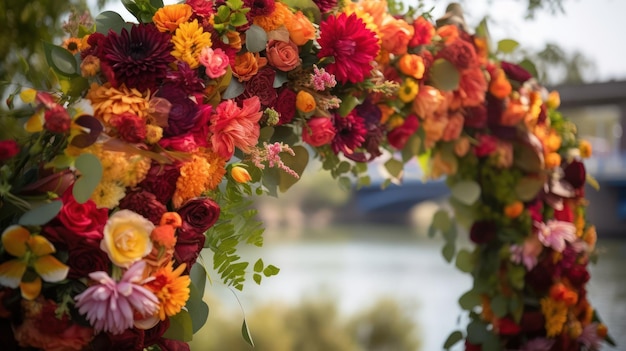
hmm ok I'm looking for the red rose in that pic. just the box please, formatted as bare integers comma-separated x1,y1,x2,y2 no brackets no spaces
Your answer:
302,117,336,147
387,114,419,149
274,87,297,125
473,134,498,157
119,189,167,225
66,240,111,279
520,310,545,333
495,317,521,335
500,61,532,83
0,140,19,161
469,220,496,244
566,264,590,288
563,160,586,189
138,162,181,205
266,39,301,71
57,187,108,241
241,67,277,107
553,201,574,222
175,197,220,270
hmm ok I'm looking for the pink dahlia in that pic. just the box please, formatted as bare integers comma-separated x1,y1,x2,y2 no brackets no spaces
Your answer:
317,13,379,84
100,24,174,92
74,261,159,335
331,110,367,156
312,0,337,12
535,220,576,253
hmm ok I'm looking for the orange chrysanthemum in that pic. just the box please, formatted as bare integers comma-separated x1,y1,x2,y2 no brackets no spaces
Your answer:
153,4,193,33
145,262,190,320
86,83,150,123
172,150,226,208
253,2,290,32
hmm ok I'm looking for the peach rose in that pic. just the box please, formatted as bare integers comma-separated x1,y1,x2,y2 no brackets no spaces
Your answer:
412,85,444,120
285,11,316,46
398,54,425,80
100,210,154,268
379,15,414,55
442,112,464,142
266,39,301,71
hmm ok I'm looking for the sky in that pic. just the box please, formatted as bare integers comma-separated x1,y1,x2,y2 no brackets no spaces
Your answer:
91,0,626,83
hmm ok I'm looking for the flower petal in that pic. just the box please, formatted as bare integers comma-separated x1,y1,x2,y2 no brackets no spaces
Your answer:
0,260,27,288
33,255,69,282
1,225,30,257
27,235,56,256
24,109,45,133
20,276,42,300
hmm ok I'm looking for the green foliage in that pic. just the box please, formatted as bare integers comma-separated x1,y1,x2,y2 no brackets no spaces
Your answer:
122,0,164,23
18,201,62,226
73,153,103,204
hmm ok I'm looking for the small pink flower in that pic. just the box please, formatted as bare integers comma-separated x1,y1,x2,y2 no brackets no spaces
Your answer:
199,47,229,79
519,337,554,351
578,322,603,350
536,220,577,252
74,261,158,334
510,234,543,270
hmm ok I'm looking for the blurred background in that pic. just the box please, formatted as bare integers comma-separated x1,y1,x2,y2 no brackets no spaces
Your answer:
2,0,625,350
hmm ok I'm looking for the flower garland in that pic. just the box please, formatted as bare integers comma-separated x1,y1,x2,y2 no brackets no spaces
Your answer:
0,0,615,350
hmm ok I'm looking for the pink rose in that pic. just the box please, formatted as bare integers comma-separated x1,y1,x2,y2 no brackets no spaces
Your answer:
0,140,19,161
57,186,108,241
199,47,229,78
266,39,301,71
302,117,336,147
473,134,498,157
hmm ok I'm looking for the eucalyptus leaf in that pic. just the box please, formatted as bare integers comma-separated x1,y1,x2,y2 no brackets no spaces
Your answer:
73,153,103,204
278,145,309,192
241,319,255,347
245,25,268,53
222,79,244,100
497,39,519,54
467,320,488,344
458,289,482,310
519,58,538,79
162,310,193,342
18,201,62,226
43,42,78,77
443,330,464,350
432,209,451,232
190,262,207,297
384,158,404,179
514,176,544,202
450,180,481,206
273,71,289,88
95,11,129,34
429,58,460,91
455,249,475,273
442,242,455,263
491,295,508,318
187,282,210,333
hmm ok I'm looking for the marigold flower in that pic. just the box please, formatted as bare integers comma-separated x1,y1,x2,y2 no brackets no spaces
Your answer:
253,1,290,32
489,67,512,99
547,90,561,109
544,152,561,169
171,19,212,69
153,4,193,33
146,261,191,320
172,151,226,208
540,297,568,337
296,90,316,113
80,55,100,77
579,139,592,158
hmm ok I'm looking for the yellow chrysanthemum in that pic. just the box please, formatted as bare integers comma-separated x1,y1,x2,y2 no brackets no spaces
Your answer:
253,2,290,32
172,150,226,208
86,83,150,123
540,297,568,337
91,180,126,209
153,4,193,33
398,78,419,103
146,261,190,320
171,19,212,69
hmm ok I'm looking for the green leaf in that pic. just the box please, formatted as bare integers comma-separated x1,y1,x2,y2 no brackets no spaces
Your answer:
429,58,460,91
222,79,244,99
241,319,255,347
73,153,103,204
282,0,321,23
455,249,475,273
187,282,210,333
443,330,464,350
253,273,262,285
338,176,352,191
253,258,264,273
519,58,538,79
259,126,274,142
491,295,508,318
432,209,451,232
514,176,545,202
497,39,519,54
458,289,482,310
278,145,309,192
43,42,78,77
337,95,361,117
162,309,193,342
450,180,481,206
466,320,488,344
508,265,526,290
18,201,62,226
245,25,267,53
262,264,280,277
189,263,207,297
384,158,403,179
401,135,421,162
65,76,89,97
95,11,129,34
442,242,455,263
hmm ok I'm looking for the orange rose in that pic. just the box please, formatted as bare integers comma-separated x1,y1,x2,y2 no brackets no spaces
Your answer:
442,112,464,142
489,68,512,99
285,11,316,46
266,39,301,71
412,85,444,119
232,52,267,82
437,25,459,44
225,31,243,51
398,54,425,80
379,15,414,55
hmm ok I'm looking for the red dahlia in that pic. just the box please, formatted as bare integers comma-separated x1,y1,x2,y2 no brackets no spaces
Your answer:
331,111,367,156
100,24,174,92
317,13,379,84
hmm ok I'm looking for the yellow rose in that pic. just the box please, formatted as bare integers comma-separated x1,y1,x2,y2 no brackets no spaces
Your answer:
101,210,154,268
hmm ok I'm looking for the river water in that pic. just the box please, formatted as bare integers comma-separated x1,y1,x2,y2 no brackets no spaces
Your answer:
205,225,625,351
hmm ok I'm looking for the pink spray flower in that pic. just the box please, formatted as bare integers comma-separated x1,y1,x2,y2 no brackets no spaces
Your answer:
74,261,159,334
535,220,577,253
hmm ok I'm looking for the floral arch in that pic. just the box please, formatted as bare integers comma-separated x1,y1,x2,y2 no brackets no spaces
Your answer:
0,0,615,350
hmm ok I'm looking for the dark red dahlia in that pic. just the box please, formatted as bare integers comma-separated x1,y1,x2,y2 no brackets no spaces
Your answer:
500,61,532,83
312,0,337,12
157,85,199,137
118,189,167,225
317,13,379,84
244,0,276,17
331,110,367,156
100,24,174,92
165,61,205,96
